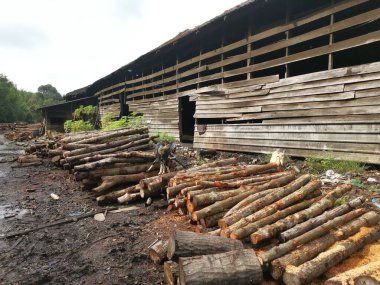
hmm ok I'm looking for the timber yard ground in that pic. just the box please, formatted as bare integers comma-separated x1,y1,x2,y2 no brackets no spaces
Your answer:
0,133,379,285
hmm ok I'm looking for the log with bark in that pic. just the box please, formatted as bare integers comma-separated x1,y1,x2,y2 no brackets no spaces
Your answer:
192,174,297,222
219,174,308,229
167,230,243,261
283,225,380,285
148,239,168,264
229,196,320,240
96,185,140,204
67,127,148,145
117,192,141,204
76,151,155,165
178,249,263,285
63,133,148,157
325,261,380,285
221,177,318,237
259,207,367,265
279,195,364,242
270,210,380,280
164,261,179,285
65,137,153,165
250,184,351,244
93,171,158,193
199,171,291,188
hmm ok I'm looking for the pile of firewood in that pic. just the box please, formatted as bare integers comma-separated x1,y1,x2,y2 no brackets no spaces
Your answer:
163,159,380,284
4,123,43,141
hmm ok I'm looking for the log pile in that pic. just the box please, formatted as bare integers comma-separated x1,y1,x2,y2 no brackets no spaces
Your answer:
24,127,179,205
162,161,380,284
4,123,43,141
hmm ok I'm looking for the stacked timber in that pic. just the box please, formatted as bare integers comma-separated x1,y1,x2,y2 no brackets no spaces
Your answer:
164,161,380,284
4,123,43,141
24,127,174,205
193,62,380,164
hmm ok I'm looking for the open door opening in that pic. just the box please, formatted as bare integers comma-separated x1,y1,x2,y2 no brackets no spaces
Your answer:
179,96,196,143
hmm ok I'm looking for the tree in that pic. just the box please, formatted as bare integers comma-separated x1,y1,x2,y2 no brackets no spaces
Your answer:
37,84,62,102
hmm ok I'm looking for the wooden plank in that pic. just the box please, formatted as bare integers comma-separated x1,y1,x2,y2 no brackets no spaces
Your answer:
262,114,380,124
266,62,380,89
196,131,380,144
195,106,262,114
226,89,270,99
270,72,380,94
194,113,242,119
262,96,373,112
196,92,355,110
228,105,380,121
194,137,380,154
194,123,380,134
355,88,380,99
345,79,380,91
192,142,380,164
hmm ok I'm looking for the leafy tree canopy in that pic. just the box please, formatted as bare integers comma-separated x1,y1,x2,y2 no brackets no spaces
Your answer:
0,74,62,123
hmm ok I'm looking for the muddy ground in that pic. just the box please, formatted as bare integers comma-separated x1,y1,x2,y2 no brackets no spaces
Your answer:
0,134,379,285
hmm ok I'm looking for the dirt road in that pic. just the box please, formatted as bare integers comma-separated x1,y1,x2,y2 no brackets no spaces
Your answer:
0,135,189,285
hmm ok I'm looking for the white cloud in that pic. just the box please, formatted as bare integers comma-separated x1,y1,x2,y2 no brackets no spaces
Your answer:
0,0,245,94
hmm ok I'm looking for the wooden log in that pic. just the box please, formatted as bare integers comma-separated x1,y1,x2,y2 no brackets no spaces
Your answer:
77,151,155,164
182,185,204,197
325,261,380,285
219,174,313,231
188,158,238,171
230,196,320,240
66,138,153,165
250,184,351,244
167,230,243,261
208,229,221,236
187,187,221,200
179,249,263,285
64,133,148,157
167,182,196,200
93,171,158,193
199,171,290,188
259,208,367,265
148,239,168,264
280,195,364,242
192,174,297,222
270,210,380,280
164,261,179,285
74,157,136,172
202,211,227,228
117,192,141,204
175,197,186,208
77,162,158,180
283,226,380,285
68,127,148,145
96,185,139,203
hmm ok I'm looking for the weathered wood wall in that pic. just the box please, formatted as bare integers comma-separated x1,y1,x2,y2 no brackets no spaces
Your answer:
128,96,180,140
90,0,380,163
193,62,380,164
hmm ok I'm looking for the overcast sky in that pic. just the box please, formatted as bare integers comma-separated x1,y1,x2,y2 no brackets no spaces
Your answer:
0,0,245,95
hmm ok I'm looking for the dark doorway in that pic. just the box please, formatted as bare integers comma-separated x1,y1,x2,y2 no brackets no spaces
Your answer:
179,96,196,143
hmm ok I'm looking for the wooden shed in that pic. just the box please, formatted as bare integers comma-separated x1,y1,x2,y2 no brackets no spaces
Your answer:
82,0,380,163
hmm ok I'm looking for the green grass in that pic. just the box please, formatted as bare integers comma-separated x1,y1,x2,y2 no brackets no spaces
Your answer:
304,156,365,175
350,179,380,193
